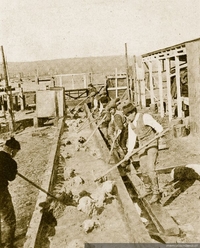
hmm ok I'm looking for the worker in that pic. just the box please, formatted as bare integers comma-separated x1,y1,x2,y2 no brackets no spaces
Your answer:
107,98,129,169
87,84,97,109
93,90,110,116
98,96,111,147
0,137,21,248
123,102,163,204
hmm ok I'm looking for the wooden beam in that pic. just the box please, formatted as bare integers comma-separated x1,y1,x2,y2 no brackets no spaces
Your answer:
158,60,164,117
86,106,153,243
133,55,137,103
140,80,146,107
166,58,173,121
115,68,118,98
148,61,155,104
125,43,130,101
127,167,180,238
175,56,182,118
145,86,158,101
142,46,186,62
129,76,133,102
1,46,15,132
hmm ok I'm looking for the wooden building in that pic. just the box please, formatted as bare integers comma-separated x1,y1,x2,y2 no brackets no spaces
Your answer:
136,38,200,136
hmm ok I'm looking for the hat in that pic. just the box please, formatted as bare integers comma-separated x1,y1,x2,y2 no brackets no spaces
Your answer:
5,137,21,150
100,96,109,104
88,84,93,88
122,103,136,115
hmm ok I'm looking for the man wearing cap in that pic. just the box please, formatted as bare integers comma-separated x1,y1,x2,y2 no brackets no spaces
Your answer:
87,84,97,109
123,103,163,204
0,137,21,248
108,99,128,166
98,95,112,146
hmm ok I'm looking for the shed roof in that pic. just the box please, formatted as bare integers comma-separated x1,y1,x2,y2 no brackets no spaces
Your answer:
142,37,200,58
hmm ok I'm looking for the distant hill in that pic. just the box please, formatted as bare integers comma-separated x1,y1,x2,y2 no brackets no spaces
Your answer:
0,55,133,78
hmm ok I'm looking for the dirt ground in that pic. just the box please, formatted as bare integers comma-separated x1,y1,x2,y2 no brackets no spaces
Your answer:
0,125,58,247
47,118,133,248
157,134,200,243
1,111,200,247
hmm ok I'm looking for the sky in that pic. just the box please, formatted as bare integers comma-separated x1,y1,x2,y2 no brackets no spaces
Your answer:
1,0,200,62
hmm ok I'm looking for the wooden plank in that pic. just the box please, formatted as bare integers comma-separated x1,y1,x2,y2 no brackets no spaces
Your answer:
148,61,155,104
157,59,164,117
166,58,173,121
87,106,152,243
175,56,182,118
127,166,180,238
185,40,200,135
115,68,118,98
133,55,137,103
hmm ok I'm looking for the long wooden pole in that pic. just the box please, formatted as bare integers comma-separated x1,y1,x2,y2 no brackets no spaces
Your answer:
133,55,137,103
94,128,169,182
125,43,130,101
17,172,66,204
1,46,15,132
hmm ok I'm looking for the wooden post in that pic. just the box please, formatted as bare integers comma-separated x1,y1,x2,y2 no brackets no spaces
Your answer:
175,56,182,118
133,55,137,103
115,68,118,97
1,46,15,132
125,43,130,101
0,95,5,117
19,83,25,111
140,79,146,108
129,75,133,101
148,61,155,104
136,79,141,107
138,80,142,108
166,58,173,121
158,59,164,117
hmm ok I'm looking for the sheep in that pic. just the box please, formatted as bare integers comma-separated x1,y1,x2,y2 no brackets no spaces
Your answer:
91,180,116,208
81,219,100,233
77,196,96,216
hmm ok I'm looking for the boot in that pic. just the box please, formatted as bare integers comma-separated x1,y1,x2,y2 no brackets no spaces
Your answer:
148,172,160,204
139,175,152,198
149,193,161,204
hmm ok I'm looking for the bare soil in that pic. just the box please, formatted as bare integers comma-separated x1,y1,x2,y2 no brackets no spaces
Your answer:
158,134,200,243
1,112,200,247
0,126,57,247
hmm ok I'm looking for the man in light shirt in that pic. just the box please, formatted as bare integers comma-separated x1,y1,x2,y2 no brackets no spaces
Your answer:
123,103,163,204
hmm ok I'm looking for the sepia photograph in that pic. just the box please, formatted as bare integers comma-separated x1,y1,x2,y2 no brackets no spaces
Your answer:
0,0,200,247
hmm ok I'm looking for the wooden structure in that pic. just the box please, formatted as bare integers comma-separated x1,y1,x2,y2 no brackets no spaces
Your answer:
133,38,200,136
35,87,65,127
54,73,90,102
54,73,88,89
106,68,128,99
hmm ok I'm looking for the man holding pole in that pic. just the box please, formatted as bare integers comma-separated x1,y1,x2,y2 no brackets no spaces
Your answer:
107,100,128,166
86,84,97,109
123,102,163,204
0,137,21,248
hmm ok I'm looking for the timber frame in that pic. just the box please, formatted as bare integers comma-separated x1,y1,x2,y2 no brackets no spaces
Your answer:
137,38,200,135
